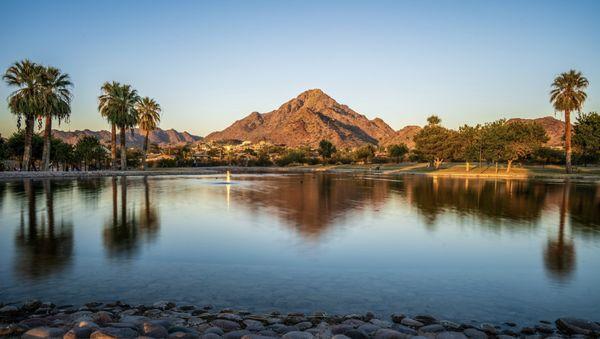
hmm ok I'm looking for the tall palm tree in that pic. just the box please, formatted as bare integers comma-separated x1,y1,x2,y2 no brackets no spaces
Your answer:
550,70,589,174
98,82,121,170
98,82,139,170
3,60,44,170
135,97,161,170
39,67,72,171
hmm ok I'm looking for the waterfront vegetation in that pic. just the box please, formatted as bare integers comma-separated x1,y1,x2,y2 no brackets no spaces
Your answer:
2,62,599,175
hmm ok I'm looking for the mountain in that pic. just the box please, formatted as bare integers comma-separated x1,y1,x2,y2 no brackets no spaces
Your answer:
508,116,566,148
52,128,202,148
380,125,422,148
205,89,397,148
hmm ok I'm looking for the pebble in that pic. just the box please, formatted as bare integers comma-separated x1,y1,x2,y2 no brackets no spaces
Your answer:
64,326,95,339
556,317,600,335
419,324,446,334
142,322,169,337
212,319,242,331
202,334,223,339
171,331,201,339
205,327,226,336
463,328,487,339
90,326,139,338
281,331,315,339
390,314,405,324
436,332,468,339
373,328,410,339
400,318,423,328
346,329,369,339
22,326,66,339
223,329,252,339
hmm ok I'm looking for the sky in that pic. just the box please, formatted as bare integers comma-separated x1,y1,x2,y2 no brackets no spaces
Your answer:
1,0,599,138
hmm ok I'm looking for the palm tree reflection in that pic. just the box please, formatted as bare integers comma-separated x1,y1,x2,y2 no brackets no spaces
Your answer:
13,179,73,279
103,176,159,257
543,183,576,281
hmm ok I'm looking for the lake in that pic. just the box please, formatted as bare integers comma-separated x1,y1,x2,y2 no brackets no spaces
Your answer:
0,173,598,324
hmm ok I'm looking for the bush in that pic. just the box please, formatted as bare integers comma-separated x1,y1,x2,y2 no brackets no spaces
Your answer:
275,149,307,166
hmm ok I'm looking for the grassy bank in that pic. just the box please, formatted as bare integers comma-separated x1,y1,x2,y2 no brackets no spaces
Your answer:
1,163,600,182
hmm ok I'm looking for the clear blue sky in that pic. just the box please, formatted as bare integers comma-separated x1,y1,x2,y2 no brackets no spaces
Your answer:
1,0,599,137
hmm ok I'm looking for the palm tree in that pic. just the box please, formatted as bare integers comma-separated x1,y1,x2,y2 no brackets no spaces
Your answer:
98,82,139,170
3,60,44,170
98,82,120,170
135,97,161,170
550,70,589,174
39,67,72,171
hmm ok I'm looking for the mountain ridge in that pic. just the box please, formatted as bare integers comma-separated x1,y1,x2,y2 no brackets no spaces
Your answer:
205,89,397,147
52,127,202,148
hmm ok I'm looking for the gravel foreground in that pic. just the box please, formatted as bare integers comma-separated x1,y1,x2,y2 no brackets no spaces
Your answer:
1,301,599,338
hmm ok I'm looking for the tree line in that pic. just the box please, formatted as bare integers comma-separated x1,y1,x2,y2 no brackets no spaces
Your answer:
1,59,161,171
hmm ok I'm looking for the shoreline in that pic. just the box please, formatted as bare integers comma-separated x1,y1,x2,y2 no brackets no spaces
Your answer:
1,165,599,183
1,301,599,338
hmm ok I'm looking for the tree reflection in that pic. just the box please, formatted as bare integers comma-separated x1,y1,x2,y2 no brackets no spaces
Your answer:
543,183,576,281
13,179,73,279
102,176,159,257
404,177,554,227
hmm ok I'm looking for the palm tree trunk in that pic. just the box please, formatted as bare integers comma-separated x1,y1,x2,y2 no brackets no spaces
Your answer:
565,110,572,174
111,123,117,170
120,126,127,171
22,115,35,171
143,130,149,171
42,115,52,171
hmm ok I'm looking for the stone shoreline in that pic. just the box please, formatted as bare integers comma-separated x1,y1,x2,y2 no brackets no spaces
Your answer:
1,301,599,338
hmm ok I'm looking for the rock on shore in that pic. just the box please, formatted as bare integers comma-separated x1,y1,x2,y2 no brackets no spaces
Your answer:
0,300,598,338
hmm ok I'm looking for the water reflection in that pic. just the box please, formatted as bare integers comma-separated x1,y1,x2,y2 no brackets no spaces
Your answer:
233,175,389,239
543,184,576,281
230,175,597,283
13,179,73,279
3,173,599,302
403,177,555,226
102,177,159,257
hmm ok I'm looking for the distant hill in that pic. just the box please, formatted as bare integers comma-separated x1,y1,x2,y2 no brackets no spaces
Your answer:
205,89,397,148
52,128,202,148
380,125,422,148
508,116,566,148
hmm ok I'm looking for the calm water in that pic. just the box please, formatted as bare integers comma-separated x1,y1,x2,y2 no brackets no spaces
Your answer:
0,173,599,324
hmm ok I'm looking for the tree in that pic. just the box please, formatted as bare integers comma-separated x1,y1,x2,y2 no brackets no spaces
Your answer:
482,120,547,173
413,116,455,169
98,82,139,170
550,70,589,174
502,121,548,172
456,125,483,171
573,112,600,165
387,144,408,163
427,115,441,125
135,97,161,170
6,131,44,169
318,139,336,162
51,138,74,171
353,145,375,164
39,66,73,171
75,136,106,171
0,135,7,169
3,60,45,170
